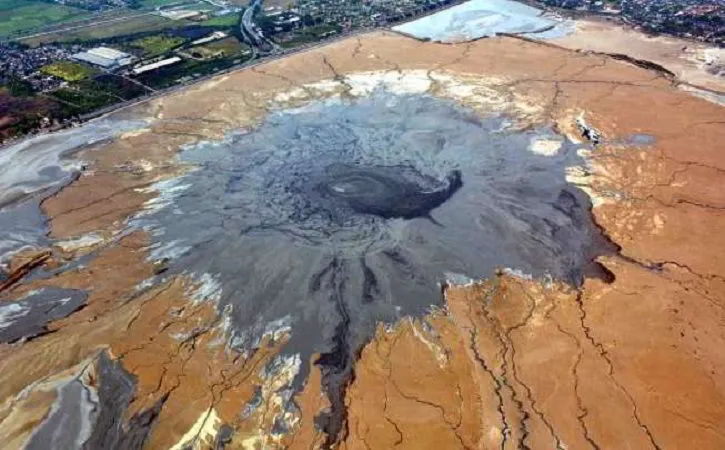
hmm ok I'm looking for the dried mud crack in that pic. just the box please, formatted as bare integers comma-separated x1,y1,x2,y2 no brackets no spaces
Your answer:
125,91,615,445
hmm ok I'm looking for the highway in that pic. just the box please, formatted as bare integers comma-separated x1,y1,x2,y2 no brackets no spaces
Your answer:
1,1,468,147
59,28,374,131
240,0,280,56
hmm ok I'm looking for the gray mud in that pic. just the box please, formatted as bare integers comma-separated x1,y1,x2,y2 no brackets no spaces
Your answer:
135,91,615,437
0,287,87,343
25,372,98,450
392,0,573,43
82,352,159,450
0,118,147,266
25,351,156,450
0,119,146,209
0,199,50,269
626,134,656,146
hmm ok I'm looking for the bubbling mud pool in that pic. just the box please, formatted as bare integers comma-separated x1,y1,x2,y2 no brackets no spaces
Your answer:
135,91,614,435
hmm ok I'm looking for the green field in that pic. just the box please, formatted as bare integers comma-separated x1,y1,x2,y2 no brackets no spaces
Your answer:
131,34,185,56
277,24,341,48
40,61,96,81
201,14,239,28
136,52,251,89
20,14,190,46
199,37,248,55
0,0,89,37
182,36,250,60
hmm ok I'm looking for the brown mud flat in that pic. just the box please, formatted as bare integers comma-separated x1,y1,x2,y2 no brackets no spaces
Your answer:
0,31,724,449
548,18,725,96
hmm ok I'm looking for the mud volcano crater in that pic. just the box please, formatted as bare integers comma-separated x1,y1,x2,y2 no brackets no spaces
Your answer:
309,163,462,220
138,91,613,436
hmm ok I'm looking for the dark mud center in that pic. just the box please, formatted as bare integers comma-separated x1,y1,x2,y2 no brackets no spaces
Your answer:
136,92,614,438
312,164,462,220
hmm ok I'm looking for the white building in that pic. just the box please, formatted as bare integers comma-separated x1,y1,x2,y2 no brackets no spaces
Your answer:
191,31,228,46
72,47,135,70
132,56,182,75
158,9,203,20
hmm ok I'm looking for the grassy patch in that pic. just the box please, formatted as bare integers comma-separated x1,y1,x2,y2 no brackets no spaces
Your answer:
4,76,34,97
204,37,247,54
130,34,185,56
49,87,117,115
277,24,341,48
0,89,59,141
0,0,89,37
40,61,96,82
86,74,150,99
200,14,239,28
136,52,250,88
182,36,249,59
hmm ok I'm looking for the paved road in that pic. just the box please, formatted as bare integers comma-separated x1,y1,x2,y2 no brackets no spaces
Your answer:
241,0,280,56
69,28,372,126
2,2,467,146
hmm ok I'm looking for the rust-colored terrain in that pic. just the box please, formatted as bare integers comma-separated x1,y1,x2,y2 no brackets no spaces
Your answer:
1,31,724,449
550,18,725,97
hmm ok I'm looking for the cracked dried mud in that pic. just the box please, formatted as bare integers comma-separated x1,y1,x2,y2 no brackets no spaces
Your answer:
1,29,725,450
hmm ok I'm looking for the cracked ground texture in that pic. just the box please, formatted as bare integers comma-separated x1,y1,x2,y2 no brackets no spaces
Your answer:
0,31,724,449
